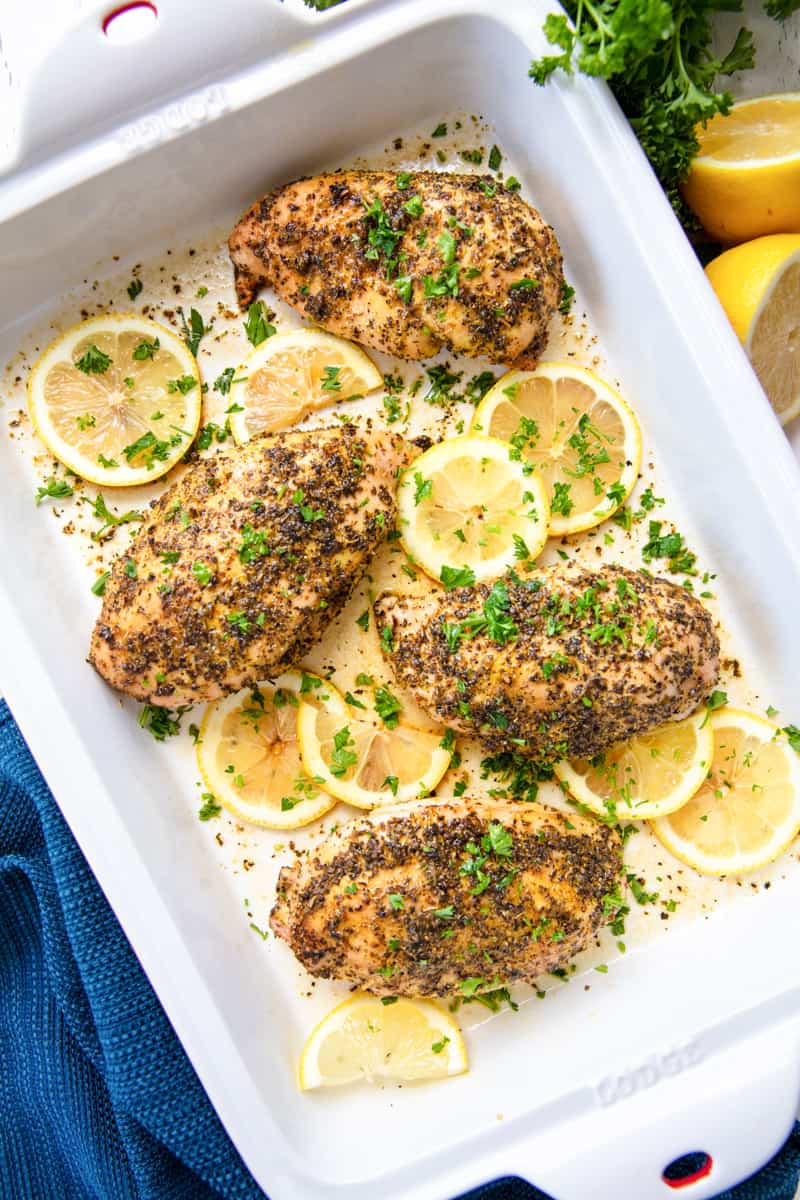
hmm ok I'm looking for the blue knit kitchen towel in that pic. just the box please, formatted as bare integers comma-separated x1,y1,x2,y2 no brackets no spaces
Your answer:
0,697,798,1200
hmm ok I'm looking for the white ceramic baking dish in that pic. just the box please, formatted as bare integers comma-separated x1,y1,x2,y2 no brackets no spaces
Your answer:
2,2,800,1198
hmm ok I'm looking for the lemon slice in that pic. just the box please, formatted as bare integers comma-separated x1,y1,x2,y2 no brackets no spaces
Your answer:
473,364,641,536
651,709,800,877
682,93,800,244
397,435,549,585
299,995,467,1090
197,671,336,829
28,314,201,486
555,710,713,821
705,234,800,425
296,679,452,809
227,329,382,442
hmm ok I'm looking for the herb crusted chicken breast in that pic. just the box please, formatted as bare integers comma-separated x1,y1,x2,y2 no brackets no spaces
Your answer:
270,797,622,997
89,424,404,705
374,563,720,761
229,170,564,366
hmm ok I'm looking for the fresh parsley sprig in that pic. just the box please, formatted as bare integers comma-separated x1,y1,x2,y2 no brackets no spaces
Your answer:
528,1,798,235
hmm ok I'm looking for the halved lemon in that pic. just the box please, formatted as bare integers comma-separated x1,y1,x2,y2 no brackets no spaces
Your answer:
227,329,383,441
298,995,467,1090
705,234,800,425
651,709,800,876
28,314,201,486
397,435,549,585
682,93,800,244
296,679,452,809
555,710,713,821
197,671,336,829
473,364,641,536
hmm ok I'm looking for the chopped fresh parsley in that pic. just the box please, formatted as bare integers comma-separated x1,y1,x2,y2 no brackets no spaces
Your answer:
192,560,213,587
35,477,74,506
121,430,180,471
238,522,270,564
138,703,191,742
127,278,143,300
642,520,697,575
700,689,728,728
244,300,276,347
423,364,463,406
394,275,413,304
440,564,476,590
167,374,197,395
330,726,358,777
76,344,111,374
374,686,402,730
131,337,159,361
177,307,206,356
362,194,403,277
90,571,110,596
413,472,432,506
88,493,143,541
198,792,221,821
551,482,574,517
558,280,576,315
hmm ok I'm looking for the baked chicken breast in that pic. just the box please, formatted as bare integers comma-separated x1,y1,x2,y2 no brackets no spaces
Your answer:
270,797,621,997
374,563,720,760
89,424,404,705
229,170,563,366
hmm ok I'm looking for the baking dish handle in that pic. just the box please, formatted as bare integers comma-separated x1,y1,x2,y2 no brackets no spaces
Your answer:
503,1016,800,1200
4,0,320,170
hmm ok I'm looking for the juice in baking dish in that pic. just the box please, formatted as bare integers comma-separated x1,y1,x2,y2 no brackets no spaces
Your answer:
3,114,794,1046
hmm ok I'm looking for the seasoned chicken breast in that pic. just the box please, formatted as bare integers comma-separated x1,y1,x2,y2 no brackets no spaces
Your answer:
229,170,563,367
90,424,404,705
270,797,622,997
374,563,720,760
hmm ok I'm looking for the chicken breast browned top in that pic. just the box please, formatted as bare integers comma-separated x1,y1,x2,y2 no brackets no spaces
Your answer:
271,796,622,997
229,170,563,366
89,423,404,705
375,563,720,761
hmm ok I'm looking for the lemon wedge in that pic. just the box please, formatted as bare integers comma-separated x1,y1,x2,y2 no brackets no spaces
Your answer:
555,710,713,821
651,709,800,876
27,314,201,486
397,434,549,585
473,364,641,536
299,995,467,1090
197,671,336,829
705,234,800,425
227,329,382,442
682,93,800,244
296,678,452,810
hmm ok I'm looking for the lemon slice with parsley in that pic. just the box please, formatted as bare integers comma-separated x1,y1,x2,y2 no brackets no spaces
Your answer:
227,329,383,442
197,671,336,829
28,314,201,486
651,709,800,876
298,995,467,1090
397,434,549,586
555,709,714,821
473,363,641,536
296,678,452,810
